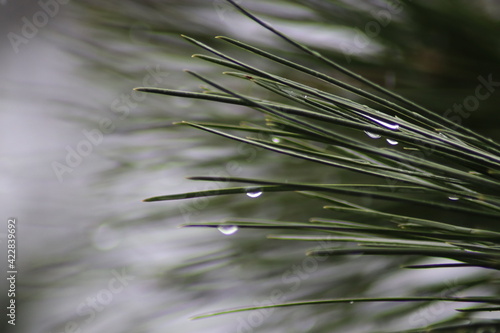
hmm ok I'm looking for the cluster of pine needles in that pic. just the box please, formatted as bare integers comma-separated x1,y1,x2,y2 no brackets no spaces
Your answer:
136,1,500,331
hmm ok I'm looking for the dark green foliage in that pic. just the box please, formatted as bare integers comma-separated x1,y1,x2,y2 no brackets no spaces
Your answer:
138,1,500,331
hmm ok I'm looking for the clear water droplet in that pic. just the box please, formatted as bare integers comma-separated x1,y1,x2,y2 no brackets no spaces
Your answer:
364,131,381,139
218,225,239,235
362,114,400,131
272,137,281,143
246,190,263,198
386,138,399,145
448,196,459,201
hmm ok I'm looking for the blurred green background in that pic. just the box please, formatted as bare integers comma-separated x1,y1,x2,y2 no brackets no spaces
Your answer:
1,1,500,332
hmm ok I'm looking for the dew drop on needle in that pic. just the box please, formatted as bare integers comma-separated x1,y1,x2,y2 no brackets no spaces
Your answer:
362,114,400,131
364,131,381,139
246,190,262,198
386,138,398,145
217,225,238,235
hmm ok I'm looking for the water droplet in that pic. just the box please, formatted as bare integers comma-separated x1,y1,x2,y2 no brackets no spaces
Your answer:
364,131,381,139
218,225,239,235
246,190,263,198
272,137,281,143
386,139,399,145
448,196,459,201
362,114,400,131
